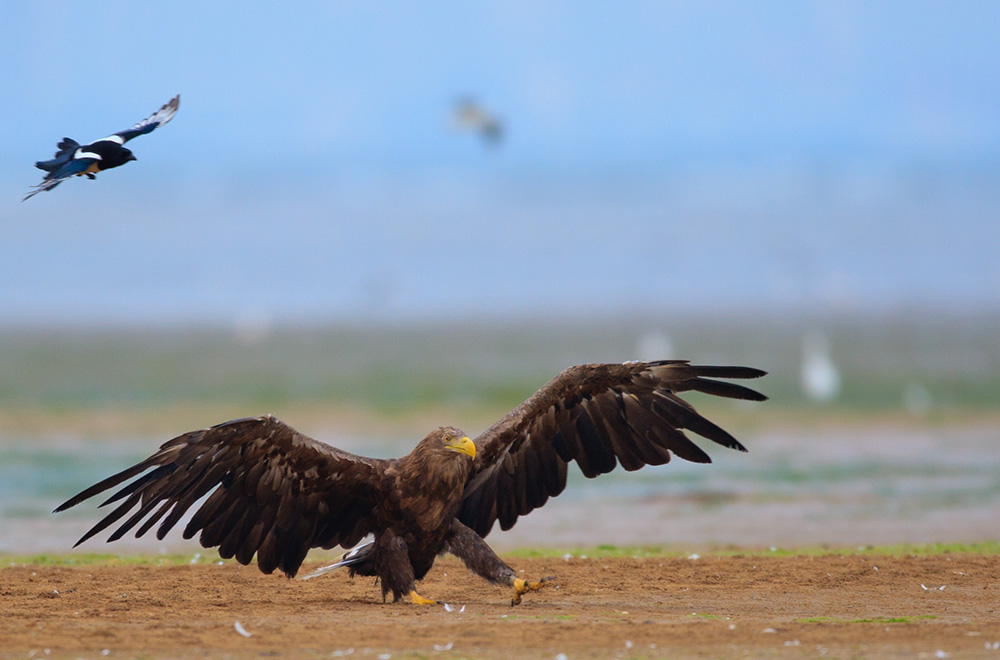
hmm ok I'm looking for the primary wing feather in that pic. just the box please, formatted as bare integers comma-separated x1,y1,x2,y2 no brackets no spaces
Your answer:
459,361,766,537
55,414,388,577
113,94,180,143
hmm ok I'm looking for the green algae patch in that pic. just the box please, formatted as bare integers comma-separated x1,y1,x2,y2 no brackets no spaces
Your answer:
4,541,998,568
505,541,1000,560
797,615,938,623
3,552,231,567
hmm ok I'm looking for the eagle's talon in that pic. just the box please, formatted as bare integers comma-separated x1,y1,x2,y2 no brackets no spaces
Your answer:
511,576,553,606
409,590,437,605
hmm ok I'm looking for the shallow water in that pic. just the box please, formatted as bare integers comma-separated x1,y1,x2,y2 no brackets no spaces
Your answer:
2,422,997,555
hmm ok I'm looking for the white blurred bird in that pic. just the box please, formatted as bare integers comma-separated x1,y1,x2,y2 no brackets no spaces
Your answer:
801,331,841,402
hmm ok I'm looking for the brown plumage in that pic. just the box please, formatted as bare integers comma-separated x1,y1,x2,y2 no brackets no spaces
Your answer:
56,360,766,605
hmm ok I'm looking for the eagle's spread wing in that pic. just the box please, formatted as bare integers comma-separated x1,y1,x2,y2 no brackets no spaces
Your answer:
112,94,180,144
459,361,766,537
55,414,389,577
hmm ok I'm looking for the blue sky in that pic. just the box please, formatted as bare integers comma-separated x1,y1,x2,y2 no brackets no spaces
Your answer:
2,2,999,324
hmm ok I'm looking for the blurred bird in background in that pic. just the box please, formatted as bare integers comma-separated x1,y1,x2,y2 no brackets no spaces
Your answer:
801,331,841,402
451,96,503,146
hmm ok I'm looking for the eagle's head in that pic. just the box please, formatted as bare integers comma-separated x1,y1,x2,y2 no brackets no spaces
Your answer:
407,426,477,487
416,426,476,462
438,426,476,460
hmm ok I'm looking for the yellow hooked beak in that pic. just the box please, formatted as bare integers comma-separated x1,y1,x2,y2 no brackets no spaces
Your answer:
446,435,476,459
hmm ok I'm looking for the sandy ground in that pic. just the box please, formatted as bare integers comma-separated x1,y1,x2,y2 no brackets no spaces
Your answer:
3,554,999,659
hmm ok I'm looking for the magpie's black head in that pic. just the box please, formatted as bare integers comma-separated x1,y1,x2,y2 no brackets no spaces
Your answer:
103,146,137,169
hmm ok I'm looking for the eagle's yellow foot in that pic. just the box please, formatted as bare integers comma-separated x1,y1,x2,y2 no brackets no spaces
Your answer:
511,576,554,606
409,590,437,605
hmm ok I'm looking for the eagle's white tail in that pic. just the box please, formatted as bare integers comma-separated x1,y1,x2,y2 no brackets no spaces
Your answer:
301,541,373,580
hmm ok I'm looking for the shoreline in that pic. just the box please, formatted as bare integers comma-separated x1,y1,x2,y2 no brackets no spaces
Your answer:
2,400,997,439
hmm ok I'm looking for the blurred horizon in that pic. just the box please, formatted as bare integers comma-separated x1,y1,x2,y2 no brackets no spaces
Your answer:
4,2,1000,326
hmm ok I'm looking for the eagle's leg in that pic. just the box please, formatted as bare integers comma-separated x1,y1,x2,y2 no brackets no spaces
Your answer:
378,530,436,605
446,520,553,606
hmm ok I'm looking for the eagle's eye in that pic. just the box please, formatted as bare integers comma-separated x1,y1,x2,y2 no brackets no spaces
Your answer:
442,432,453,443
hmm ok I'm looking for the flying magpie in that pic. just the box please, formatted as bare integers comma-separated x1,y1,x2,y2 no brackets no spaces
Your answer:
24,95,180,201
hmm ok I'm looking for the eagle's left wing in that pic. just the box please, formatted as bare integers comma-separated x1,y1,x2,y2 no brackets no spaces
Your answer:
459,361,766,538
